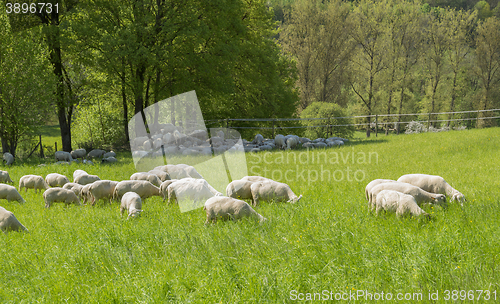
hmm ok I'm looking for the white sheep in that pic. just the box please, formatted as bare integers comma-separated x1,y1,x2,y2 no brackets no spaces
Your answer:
397,174,465,204
45,173,70,187
368,181,447,209
43,187,81,208
0,206,28,233
103,151,116,158
148,169,171,182
19,175,50,193
226,180,255,201
74,174,101,185
130,172,161,187
250,181,302,206
87,149,106,159
79,183,95,204
88,180,119,205
204,196,267,224
113,180,161,201
241,176,274,183
286,136,299,149
0,170,14,184
252,134,264,145
365,179,397,200
55,151,74,162
159,179,179,200
3,152,14,166
70,148,86,160
73,169,88,181
274,134,286,149
166,178,222,206
101,156,118,163
0,184,25,203
120,192,143,219
155,164,203,179
374,190,430,219
62,183,84,197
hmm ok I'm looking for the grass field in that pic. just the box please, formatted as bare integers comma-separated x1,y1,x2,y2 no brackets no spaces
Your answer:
0,127,499,303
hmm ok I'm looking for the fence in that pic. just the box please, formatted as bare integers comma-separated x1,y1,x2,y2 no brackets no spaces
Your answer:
204,108,500,138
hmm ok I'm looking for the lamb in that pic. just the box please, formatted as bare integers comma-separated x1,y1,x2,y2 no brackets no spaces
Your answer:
204,196,267,224
368,181,447,209
166,178,222,208
374,190,430,219
87,149,106,159
45,173,70,187
0,207,28,233
120,192,143,219
74,174,101,185
130,172,161,187
147,169,171,182
19,175,50,193
365,179,398,200
62,183,83,197
113,180,161,201
73,170,88,181
70,148,86,160
397,174,465,204
0,184,25,203
0,170,13,184
3,152,14,166
88,180,119,205
55,151,74,162
43,187,81,208
250,181,302,206
274,134,286,150
226,180,255,201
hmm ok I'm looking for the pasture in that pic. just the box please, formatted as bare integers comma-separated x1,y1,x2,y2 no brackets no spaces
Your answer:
0,127,499,303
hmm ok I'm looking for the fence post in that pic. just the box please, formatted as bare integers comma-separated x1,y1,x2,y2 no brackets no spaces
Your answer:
375,115,378,137
427,114,430,131
55,142,57,152
272,119,275,139
39,135,44,158
476,109,480,128
226,118,229,129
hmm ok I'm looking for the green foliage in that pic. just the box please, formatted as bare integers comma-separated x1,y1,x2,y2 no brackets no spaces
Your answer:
300,102,354,139
474,1,493,19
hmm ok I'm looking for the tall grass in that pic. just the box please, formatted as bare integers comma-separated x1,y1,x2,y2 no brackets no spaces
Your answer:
0,128,498,303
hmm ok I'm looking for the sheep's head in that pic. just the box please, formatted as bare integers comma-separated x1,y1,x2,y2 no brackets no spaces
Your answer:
128,210,142,219
288,194,302,204
432,194,447,208
451,192,465,205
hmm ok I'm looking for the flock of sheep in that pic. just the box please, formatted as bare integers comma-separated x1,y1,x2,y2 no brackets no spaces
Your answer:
1,149,117,167
365,174,465,219
0,163,303,233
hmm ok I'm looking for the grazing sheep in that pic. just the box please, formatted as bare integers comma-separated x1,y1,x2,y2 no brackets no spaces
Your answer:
204,196,267,224
397,174,465,204
45,173,70,187
74,174,101,185
250,181,302,206
155,164,203,179
113,180,161,201
130,172,161,187
103,151,116,158
365,179,398,200
120,192,142,219
0,170,13,184
167,178,222,206
62,183,83,197
73,170,88,181
241,176,274,183
101,156,118,163
159,179,179,200
252,134,264,145
55,151,74,162
79,183,95,204
226,180,254,201
3,152,14,166
369,181,447,209
374,190,430,219
0,206,28,233
43,187,81,208
70,148,86,160
274,134,286,150
0,184,25,203
87,149,106,159
88,180,119,205
286,136,299,150
19,175,50,193
148,169,171,182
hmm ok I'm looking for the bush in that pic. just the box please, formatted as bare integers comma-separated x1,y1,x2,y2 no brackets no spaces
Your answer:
300,102,354,139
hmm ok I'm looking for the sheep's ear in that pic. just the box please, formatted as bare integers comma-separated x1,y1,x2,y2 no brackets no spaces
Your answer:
431,197,435,200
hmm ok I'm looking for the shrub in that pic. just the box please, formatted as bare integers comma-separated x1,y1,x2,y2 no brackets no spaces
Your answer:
300,102,354,139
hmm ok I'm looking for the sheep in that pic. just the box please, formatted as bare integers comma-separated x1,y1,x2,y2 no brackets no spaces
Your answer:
73,169,88,181
0,184,25,203
286,136,299,149
147,169,171,182
0,207,28,233
43,187,81,208
397,174,465,204
0,170,13,184
103,151,116,158
274,134,286,150
166,179,222,208
70,148,86,160
88,180,119,205
226,180,255,201
204,196,267,224
101,156,118,163
120,192,143,219
365,179,398,200
74,174,101,185
368,181,447,209
241,176,274,183
55,151,74,162
2,152,14,166
62,183,83,197
19,175,50,193
87,149,106,159
250,181,302,206
79,183,95,204
113,180,161,201
159,179,179,200
374,190,430,219
252,134,264,145
155,164,203,179
45,173,70,187
130,172,161,187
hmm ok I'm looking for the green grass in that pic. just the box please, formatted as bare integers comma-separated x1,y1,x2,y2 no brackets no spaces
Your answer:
0,128,499,303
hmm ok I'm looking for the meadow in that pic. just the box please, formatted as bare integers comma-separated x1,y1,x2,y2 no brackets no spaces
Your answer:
0,127,499,303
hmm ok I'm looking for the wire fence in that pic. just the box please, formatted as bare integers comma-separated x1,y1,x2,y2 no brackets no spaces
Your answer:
204,108,500,138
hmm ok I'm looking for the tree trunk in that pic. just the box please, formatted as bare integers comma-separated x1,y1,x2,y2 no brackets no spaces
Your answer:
134,64,147,138
121,61,129,143
448,72,458,127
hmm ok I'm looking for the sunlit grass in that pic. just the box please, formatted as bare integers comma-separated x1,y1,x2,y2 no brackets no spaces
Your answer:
0,127,499,302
